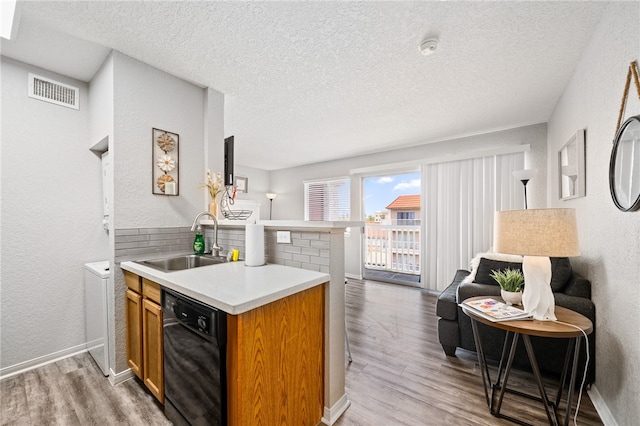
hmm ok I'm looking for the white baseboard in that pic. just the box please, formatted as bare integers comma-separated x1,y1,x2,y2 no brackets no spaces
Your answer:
345,273,362,280
321,393,351,425
0,343,88,381
588,385,618,426
108,367,135,386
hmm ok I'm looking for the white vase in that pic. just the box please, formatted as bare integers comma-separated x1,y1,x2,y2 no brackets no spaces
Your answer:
501,289,522,306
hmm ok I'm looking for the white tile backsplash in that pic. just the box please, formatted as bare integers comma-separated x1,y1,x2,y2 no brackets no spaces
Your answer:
115,226,332,274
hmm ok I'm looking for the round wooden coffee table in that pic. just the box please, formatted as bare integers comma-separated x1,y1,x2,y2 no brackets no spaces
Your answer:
461,296,593,426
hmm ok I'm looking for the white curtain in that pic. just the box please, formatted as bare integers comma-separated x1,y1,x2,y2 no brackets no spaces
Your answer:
422,152,524,291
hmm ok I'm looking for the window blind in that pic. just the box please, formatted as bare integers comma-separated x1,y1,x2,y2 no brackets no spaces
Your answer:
304,177,350,221
423,151,524,291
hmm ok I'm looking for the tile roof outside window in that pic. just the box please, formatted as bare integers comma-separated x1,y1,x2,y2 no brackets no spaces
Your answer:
386,195,421,210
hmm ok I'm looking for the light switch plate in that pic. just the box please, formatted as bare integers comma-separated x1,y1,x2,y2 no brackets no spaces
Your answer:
276,230,291,244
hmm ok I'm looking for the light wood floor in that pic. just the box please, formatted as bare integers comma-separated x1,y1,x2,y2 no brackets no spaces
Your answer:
337,279,602,426
1,355,171,426
0,279,603,425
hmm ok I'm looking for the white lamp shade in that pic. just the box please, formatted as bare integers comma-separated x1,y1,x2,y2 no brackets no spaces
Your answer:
493,208,580,257
512,168,539,181
266,193,277,200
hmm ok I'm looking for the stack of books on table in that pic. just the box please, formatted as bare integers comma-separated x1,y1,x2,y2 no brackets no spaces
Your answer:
461,298,532,322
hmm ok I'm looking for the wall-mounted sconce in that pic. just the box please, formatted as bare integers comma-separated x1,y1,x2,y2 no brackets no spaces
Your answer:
266,193,277,220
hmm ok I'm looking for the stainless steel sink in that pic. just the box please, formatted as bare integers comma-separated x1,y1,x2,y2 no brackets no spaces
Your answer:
135,254,227,272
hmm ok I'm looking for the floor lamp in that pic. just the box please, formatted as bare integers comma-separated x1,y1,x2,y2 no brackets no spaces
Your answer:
513,169,538,209
493,208,580,321
266,193,277,220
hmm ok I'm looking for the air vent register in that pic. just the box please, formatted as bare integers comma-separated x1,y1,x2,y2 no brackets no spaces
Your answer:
28,73,79,110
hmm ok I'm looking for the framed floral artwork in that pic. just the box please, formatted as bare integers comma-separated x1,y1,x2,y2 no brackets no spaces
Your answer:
152,128,179,195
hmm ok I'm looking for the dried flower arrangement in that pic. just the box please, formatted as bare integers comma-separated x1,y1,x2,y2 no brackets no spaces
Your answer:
205,170,223,200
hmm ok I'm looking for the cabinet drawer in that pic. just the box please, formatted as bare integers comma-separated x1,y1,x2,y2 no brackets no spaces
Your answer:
142,278,161,304
124,271,141,293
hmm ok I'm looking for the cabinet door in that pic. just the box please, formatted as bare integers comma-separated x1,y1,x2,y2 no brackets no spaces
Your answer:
227,284,324,425
125,289,143,379
142,298,164,403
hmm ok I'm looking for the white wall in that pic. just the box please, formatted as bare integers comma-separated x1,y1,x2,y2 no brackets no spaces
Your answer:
0,58,108,371
546,3,639,425
89,54,114,150
234,164,271,219
109,51,225,372
112,52,206,229
0,50,226,376
204,88,225,212
88,53,119,377
269,123,548,277
270,123,548,220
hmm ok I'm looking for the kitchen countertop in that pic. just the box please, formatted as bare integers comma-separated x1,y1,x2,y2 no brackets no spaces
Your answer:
120,258,329,315
203,219,363,229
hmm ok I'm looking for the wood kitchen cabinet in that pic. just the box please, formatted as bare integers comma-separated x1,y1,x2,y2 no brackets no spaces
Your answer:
124,271,164,403
124,289,143,378
124,269,325,422
226,283,325,426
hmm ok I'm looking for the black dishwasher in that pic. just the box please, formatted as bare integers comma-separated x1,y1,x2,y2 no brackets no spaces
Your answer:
162,288,227,426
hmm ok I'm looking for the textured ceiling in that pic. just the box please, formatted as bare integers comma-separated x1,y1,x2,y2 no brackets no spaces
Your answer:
1,1,608,170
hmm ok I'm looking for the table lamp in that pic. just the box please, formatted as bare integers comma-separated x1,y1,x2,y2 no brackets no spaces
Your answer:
266,193,277,220
493,208,580,321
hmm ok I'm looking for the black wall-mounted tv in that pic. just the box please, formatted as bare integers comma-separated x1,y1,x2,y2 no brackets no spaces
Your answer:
224,136,234,186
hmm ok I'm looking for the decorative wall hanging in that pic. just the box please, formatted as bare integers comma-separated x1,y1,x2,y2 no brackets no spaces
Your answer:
558,129,586,200
610,61,640,211
235,176,248,193
610,115,640,211
614,61,640,136
152,128,179,195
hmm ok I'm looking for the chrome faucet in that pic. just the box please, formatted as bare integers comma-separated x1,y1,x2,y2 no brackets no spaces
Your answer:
190,212,223,256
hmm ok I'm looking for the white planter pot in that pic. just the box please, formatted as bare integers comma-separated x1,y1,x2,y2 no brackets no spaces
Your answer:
501,289,522,306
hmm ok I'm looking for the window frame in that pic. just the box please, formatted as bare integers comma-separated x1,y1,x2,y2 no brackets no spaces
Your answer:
304,176,351,221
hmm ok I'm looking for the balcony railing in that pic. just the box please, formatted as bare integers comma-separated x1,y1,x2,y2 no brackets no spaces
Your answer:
364,224,420,275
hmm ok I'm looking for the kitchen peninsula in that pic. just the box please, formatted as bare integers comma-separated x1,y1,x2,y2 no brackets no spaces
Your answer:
118,220,361,425
121,259,327,424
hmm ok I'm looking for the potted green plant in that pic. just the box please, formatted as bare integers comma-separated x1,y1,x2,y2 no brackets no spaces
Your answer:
490,268,524,305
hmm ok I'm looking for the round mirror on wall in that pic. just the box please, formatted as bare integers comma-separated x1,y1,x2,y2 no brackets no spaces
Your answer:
610,115,640,211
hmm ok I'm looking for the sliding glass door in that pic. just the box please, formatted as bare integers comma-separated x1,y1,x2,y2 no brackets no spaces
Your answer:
362,171,421,286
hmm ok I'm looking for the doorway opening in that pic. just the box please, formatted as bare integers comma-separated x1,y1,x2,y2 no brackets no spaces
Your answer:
362,171,421,287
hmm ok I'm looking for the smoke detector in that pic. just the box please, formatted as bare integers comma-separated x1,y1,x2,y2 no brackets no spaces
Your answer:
419,38,439,56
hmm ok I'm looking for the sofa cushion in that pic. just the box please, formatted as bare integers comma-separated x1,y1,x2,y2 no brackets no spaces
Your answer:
549,257,572,292
462,252,523,284
563,273,591,298
474,257,523,286
462,252,572,292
